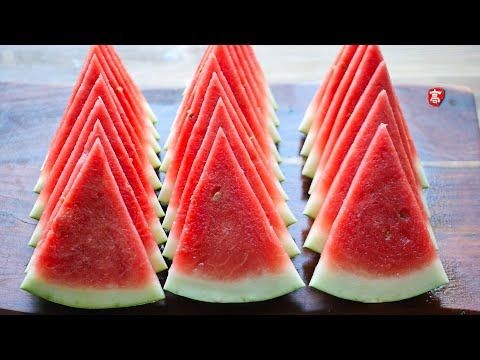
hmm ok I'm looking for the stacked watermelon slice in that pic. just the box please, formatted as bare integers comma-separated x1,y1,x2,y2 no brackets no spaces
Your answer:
161,45,304,302
300,45,448,302
21,45,167,309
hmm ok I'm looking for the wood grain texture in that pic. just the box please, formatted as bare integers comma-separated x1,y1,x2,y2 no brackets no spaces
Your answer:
0,82,478,315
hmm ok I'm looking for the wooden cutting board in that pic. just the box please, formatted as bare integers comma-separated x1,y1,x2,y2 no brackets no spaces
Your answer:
0,82,479,315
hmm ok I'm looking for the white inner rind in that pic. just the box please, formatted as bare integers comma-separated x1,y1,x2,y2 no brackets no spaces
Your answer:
29,198,45,221
298,104,313,135
21,270,165,309
157,179,172,205
268,121,281,144
310,258,448,303
147,166,162,191
303,191,325,219
146,146,161,169
416,158,430,189
272,160,285,182
303,224,328,254
33,175,45,194
149,219,167,244
164,265,304,303
302,150,319,178
300,127,316,157
162,205,177,231
278,201,297,226
159,150,172,173
150,195,165,218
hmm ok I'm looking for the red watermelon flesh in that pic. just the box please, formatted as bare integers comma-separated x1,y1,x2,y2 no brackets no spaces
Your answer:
164,130,304,303
29,97,166,247
158,54,282,204
306,62,428,217
29,76,162,221
300,45,361,156
33,54,104,193
103,45,161,140
240,45,278,110
94,46,159,151
36,122,166,272
22,141,164,309
162,72,294,231
305,91,434,253
228,46,277,129
310,60,427,193
105,45,158,124
163,98,299,259
162,46,213,151
309,125,448,303
302,45,382,178
213,45,280,143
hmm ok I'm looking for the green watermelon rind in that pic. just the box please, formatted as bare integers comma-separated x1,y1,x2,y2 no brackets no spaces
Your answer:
164,266,304,303
309,258,448,303
21,271,165,309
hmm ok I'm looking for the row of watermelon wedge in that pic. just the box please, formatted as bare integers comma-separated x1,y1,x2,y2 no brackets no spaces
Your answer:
299,45,448,302
21,46,169,308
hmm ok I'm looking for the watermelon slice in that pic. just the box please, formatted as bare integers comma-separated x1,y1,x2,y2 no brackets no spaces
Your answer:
240,45,279,111
302,45,382,178
164,129,304,303
33,121,167,272
305,62,430,218
161,72,294,230
309,125,448,302
300,45,361,157
162,98,299,259
298,46,345,134
163,46,213,151
29,75,163,221
93,46,160,153
158,54,284,205
161,48,281,176
29,97,167,247
213,45,281,144
304,91,435,252
105,45,159,125
232,46,279,127
22,140,165,309
103,45,161,139
33,52,160,194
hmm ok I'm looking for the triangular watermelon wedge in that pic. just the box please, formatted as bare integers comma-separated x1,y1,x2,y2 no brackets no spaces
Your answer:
304,91,435,253
91,46,161,154
213,45,281,144
305,63,431,217
102,45,161,139
105,45,159,126
161,72,294,231
309,124,448,303
302,45,382,178
164,129,304,303
162,98,299,259
300,45,362,156
163,46,213,151
232,46,279,127
29,96,166,247
159,54,284,205
22,140,165,309
298,46,346,134
31,121,167,271
239,45,279,111
29,75,163,222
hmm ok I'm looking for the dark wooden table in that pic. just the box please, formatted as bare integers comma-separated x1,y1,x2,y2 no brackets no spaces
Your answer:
0,82,479,315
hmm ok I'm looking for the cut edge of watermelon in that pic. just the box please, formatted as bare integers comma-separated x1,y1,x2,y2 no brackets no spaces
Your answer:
309,257,448,303
21,270,165,309
164,265,304,303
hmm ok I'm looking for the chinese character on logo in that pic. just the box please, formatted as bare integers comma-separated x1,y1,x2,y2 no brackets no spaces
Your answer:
428,88,445,107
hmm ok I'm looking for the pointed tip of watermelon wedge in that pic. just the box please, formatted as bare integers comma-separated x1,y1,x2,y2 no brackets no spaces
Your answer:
21,270,165,309
309,258,448,303
164,266,304,303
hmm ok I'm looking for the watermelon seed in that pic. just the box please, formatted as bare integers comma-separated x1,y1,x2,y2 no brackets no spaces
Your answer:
399,209,409,220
